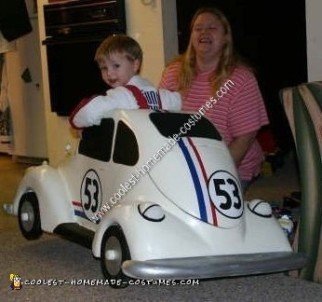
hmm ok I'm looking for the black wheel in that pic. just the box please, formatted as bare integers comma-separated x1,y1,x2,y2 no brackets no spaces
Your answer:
100,225,131,288
18,192,42,240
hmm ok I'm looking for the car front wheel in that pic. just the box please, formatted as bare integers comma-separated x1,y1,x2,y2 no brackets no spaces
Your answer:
100,225,131,288
18,192,42,240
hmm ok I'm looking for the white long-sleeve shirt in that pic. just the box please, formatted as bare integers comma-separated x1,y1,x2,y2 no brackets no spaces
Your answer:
69,75,182,129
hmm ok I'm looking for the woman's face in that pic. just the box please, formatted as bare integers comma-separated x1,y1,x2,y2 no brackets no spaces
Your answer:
191,12,228,59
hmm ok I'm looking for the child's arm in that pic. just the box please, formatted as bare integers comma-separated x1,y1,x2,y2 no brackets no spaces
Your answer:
159,89,182,111
69,88,139,129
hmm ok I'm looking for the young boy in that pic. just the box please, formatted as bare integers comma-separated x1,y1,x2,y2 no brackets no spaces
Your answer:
69,34,181,129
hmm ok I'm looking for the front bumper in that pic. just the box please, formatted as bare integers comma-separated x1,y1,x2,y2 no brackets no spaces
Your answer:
122,252,307,279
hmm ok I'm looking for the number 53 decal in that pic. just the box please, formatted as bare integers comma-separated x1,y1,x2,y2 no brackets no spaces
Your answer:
81,169,102,221
207,170,243,219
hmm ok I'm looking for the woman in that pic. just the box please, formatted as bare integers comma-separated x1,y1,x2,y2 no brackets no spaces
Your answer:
160,7,269,190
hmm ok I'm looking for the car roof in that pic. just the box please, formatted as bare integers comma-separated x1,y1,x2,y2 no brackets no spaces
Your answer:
103,109,222,142
78,109,222,163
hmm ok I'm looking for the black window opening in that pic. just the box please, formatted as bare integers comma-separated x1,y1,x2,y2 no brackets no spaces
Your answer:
149,112,222,140
78,119,114,161
113,121,139,166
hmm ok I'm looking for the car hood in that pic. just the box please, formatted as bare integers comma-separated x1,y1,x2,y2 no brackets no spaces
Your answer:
149,137,244,228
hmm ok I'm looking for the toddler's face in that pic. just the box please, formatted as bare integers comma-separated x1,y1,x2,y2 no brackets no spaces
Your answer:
98,52,140,88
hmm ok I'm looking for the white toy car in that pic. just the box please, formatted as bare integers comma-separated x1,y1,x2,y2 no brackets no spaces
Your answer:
5,109,306,286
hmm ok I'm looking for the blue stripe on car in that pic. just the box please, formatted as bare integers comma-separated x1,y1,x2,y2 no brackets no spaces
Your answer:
178,139,207,222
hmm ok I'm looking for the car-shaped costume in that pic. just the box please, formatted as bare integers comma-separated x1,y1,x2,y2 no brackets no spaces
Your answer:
5,110,306,286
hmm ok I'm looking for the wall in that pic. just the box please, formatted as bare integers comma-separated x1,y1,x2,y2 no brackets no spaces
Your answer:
37,0,178,166
306,0,322,81
4,1,47,159
125,0,178,81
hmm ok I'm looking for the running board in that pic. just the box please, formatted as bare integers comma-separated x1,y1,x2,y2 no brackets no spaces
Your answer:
54,223,94,249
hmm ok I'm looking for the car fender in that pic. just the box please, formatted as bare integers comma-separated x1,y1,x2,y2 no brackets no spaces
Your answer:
91,204,133,258
91,201,213,259
92,199,294,260
12,163,74,232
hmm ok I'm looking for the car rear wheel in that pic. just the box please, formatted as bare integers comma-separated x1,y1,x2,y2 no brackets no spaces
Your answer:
18,192,42,240
100,225,131,288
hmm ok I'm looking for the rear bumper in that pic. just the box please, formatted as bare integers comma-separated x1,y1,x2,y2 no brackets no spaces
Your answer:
122,252,307,279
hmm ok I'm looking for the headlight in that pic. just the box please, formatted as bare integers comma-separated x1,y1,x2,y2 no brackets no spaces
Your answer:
247,199,272,218
138,202,165,222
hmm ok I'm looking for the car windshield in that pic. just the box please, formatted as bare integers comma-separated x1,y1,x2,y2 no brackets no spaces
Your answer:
149,112,222,140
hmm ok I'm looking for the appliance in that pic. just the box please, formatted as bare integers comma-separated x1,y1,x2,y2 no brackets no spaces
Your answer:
42,0,126,116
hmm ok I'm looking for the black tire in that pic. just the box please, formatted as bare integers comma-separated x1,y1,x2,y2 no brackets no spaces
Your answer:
100,225,131,288
18,192,42,240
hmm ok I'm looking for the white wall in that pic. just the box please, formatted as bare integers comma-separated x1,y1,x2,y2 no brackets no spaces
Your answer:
37,0,178,166
306,0,322,81
5,4,47,159
125,0,178,82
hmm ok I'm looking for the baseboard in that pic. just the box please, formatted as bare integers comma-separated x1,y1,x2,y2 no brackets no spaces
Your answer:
12,155,48,165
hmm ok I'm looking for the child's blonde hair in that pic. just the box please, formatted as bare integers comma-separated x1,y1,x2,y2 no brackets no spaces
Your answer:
95,34,143,72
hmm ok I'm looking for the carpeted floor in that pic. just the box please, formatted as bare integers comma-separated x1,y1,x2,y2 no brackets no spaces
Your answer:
1,231,322,302
244,151,300,203
1,153,322,301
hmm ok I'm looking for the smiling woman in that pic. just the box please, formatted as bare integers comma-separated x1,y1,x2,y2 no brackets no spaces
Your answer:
160,7,269,191
190,11,230,79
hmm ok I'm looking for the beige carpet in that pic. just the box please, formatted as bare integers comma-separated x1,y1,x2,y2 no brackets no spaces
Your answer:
245,151,300,202
1,232,322,302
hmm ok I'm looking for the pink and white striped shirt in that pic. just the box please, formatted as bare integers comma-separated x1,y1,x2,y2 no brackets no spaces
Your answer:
160,62,269,180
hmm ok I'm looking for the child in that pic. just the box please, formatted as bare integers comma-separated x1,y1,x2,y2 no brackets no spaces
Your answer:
69,34,181,129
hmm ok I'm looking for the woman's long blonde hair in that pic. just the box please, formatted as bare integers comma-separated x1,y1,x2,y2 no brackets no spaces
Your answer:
176,7,243,94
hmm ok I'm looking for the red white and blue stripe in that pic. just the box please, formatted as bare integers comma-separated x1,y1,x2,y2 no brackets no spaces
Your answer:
72,200,87,219
178,137,218,226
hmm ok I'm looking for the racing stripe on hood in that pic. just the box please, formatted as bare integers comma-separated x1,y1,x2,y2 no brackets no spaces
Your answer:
187,137,218,226
178,138,218,225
